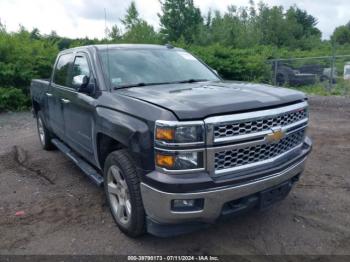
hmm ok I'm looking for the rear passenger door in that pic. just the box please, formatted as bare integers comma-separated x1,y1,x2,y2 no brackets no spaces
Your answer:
48,53,74,139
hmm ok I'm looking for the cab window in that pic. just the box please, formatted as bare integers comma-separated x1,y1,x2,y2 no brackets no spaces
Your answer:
53,53,74,86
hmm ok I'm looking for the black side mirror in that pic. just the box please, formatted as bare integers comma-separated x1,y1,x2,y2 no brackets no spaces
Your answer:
73,75,92,94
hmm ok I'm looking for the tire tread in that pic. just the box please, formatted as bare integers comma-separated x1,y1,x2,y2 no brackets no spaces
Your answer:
104,149,145,237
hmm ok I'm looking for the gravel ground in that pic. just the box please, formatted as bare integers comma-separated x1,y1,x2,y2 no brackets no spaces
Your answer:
0,96,349,255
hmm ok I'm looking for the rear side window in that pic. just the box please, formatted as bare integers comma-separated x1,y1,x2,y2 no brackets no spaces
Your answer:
53,53,74,86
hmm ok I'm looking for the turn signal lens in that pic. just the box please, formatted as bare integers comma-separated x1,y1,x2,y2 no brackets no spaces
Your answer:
155,153,175,168
155,121,204,145
156,127,174,141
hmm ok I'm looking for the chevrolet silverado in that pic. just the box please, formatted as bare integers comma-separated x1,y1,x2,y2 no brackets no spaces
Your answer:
30,44,312,237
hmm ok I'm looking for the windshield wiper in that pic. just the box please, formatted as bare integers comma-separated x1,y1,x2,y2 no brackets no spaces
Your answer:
176,79,210,84
114,79,210,90
114,83,146,89
114,82,173,90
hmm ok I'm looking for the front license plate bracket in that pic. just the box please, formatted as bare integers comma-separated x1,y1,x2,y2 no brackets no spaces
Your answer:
259,180,292,210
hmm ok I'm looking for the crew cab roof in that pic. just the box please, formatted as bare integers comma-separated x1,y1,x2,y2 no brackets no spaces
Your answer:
60,44,183,54
93,44,182,51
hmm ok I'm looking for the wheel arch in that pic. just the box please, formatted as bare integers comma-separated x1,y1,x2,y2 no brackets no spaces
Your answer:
94,107,154,172
32,99,41,116
96,133,124,169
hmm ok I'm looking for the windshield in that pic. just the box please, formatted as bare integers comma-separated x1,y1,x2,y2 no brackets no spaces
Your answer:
99,48,219,88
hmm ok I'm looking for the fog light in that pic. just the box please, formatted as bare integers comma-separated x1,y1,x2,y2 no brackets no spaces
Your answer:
174,199,195,207
171,199,204,212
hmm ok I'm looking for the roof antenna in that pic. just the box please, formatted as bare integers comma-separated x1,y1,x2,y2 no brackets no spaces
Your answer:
104,8,111,90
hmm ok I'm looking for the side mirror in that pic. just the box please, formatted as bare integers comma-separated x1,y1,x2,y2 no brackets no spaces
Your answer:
73,75,88,88
73,75,92,94
211,68,218,75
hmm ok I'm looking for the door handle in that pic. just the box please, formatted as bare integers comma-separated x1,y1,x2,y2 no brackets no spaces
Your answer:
46,93,53,97
61,98,70,104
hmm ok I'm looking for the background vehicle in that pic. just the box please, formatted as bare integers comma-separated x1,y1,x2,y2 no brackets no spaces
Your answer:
344,62,350,80
299,64,338,83
275,64,317,86
30,44,312,237
274,63,339,86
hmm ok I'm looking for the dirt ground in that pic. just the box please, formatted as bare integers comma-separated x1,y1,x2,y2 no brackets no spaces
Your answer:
0,96,349,255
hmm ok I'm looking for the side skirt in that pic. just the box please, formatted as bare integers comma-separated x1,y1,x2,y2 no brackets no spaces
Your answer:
51,138,104,186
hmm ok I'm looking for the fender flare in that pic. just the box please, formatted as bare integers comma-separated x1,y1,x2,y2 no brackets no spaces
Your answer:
94,107,152,170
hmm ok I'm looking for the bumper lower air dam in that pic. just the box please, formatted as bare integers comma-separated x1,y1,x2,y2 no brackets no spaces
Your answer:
141,157,307,236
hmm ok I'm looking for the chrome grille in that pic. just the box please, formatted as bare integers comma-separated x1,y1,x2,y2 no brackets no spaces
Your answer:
214,108,307,139
214,129,305,171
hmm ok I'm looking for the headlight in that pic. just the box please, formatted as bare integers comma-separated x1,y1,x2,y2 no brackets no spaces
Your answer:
155,120,204,145
154,121,205,174
154,120,205,173
155,150,204,171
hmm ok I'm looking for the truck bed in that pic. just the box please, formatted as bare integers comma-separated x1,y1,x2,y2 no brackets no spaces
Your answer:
30,79,50,105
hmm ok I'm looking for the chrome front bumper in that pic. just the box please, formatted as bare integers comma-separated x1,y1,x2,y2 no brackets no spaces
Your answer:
141,157,307,224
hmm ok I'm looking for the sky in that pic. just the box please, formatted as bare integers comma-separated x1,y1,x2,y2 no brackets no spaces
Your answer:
0,0,349,40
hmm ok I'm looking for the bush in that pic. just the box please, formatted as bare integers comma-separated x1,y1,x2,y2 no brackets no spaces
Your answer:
187,44,273,82
0,29,58,91
0,87,31,112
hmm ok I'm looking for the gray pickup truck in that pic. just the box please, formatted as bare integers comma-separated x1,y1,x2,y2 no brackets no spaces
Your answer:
30,44,312,237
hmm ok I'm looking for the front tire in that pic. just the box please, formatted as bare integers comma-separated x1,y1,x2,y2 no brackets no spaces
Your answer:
36,111,55,150
104,150,145,237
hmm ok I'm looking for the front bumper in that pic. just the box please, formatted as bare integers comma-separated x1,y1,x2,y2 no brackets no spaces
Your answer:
141,156,306,225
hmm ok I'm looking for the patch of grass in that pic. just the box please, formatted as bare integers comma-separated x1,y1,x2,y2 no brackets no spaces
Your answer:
291,80,350,96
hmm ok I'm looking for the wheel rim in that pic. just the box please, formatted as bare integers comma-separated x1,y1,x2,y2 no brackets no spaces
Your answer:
38,117,45,145
107,165,132,225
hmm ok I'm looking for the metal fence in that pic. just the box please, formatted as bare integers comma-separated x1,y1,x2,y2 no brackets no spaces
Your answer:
268,55,350,96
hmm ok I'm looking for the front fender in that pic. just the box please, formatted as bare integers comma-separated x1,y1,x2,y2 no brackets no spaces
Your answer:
95,107,154,172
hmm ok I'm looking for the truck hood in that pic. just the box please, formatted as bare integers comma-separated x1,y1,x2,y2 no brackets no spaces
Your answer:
117,81,306,120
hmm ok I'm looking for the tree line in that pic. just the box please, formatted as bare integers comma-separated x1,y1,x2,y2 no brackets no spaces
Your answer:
109,0,349,49
1,0,350,111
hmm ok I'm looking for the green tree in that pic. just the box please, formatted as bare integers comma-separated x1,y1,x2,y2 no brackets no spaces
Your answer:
284,6,322,49
256,4,291,47
109,25,122,40
0,19,5,32
332,23,350,45
286,6,321,37
118,1,159,44
196,2,321,49
159,0,203,43
254,4,321,49
195,10,214,45
121,1,140,30
30,28,41,40
200,2,259,48
123,21,159,44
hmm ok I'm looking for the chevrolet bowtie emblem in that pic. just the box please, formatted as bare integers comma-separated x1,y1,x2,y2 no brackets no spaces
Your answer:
266,128,285,143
